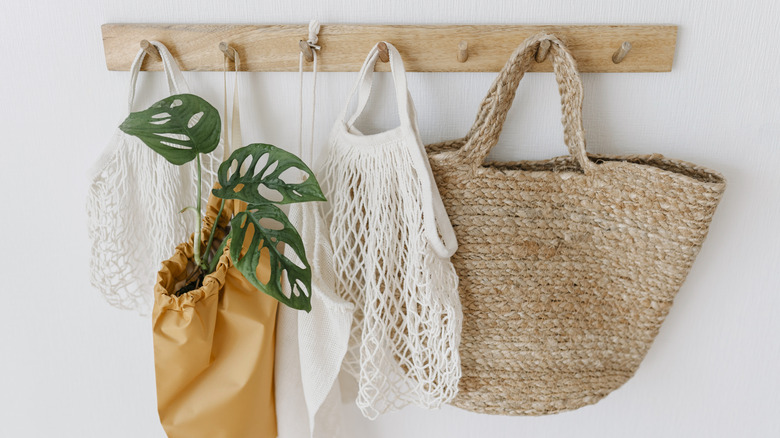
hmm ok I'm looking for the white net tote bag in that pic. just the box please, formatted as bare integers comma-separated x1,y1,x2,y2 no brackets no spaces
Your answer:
319,42,462,418
86,41,222,314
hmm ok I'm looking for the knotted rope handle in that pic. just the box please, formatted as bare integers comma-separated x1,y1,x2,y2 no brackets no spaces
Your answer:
459,33,595,174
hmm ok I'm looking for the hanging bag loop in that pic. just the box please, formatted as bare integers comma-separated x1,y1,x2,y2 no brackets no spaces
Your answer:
222,47,241,159
457,34,595,174
341,43,412,129
340,42,458,258
127,41,189,113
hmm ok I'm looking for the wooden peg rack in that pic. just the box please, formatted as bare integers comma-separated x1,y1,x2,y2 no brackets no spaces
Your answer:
102,24,677,73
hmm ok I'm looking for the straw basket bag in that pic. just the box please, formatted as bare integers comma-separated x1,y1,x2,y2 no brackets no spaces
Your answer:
425,33,726,416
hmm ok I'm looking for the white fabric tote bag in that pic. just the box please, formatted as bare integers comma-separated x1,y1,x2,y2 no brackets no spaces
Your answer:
276,24,356,438
275,202,355,438
319,42,462,419
86,41,221,314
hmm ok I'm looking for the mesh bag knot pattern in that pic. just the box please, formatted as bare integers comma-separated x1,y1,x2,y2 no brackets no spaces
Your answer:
86,42,221,314
320,42,462,419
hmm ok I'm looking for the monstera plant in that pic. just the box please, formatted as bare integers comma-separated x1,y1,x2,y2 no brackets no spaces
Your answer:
119,94,324,311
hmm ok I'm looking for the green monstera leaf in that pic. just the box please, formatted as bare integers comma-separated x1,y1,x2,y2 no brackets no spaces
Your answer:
119,94,221,165
213,143,326,205
229,203,312,311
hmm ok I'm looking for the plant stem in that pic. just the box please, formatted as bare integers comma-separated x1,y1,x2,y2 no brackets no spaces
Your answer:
208,233,230,274
203,198,226,273
193,154,203,268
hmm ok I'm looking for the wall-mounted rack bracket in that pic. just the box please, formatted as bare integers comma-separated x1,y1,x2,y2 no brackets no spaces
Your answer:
102,24,677,72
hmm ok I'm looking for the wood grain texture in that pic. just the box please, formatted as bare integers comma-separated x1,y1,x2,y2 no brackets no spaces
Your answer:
102,24,677,72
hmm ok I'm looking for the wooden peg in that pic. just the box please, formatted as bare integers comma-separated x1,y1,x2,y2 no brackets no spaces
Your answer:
457,40,469,62
612,41,632,64
535,40,551,63
219,42,236,61
140,40,161,61
377,42,390,62
298,40,314,62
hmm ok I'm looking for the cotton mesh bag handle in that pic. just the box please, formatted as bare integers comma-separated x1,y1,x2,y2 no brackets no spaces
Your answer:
87,41,222,314
126,42,189,112
425,33,726,415
339,42,458,257
91,41,190,177
321,41,462,419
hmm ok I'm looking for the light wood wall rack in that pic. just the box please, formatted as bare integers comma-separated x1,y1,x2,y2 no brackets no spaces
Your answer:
102,24,677,73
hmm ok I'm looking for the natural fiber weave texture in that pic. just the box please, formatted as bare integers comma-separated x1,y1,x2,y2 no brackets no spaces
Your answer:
425,33,726,416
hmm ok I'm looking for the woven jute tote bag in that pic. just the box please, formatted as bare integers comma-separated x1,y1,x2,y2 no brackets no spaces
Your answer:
425,33,726,415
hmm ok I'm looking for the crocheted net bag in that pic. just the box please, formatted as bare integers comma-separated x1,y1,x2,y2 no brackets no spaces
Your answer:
86,42,221,314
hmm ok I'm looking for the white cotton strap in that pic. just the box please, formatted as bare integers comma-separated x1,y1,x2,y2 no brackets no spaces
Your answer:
299,19,320,166
344,49,382,127
223,48,242,160
347,46,405,128
341,42,411,130
407,113,458,257
127,41,189,113
418,153,459,257
340,42,457,258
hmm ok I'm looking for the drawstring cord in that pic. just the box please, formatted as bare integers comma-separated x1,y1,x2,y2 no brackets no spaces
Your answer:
299,19,320,167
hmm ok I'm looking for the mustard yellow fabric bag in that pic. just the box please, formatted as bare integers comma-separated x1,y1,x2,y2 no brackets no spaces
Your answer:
152,193,278,438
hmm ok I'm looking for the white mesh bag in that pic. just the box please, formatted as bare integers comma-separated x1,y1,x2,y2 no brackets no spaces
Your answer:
86,41,222,314
319,42,462,419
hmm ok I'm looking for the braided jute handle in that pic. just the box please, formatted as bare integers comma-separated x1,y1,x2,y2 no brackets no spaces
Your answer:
459,33,595,174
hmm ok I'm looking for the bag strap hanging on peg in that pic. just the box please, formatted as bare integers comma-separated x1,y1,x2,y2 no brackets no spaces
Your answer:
127,41,189,114
340,42,458,258
221,42,242,160
299,20,321,174
341,42,412,130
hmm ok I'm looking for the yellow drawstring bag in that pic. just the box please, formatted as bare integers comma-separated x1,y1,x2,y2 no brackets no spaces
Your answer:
152,192,278,438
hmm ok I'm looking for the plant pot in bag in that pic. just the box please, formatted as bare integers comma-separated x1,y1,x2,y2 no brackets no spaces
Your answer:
152,193,278,437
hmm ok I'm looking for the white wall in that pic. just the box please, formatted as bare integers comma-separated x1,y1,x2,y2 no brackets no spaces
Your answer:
1,1,778,437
